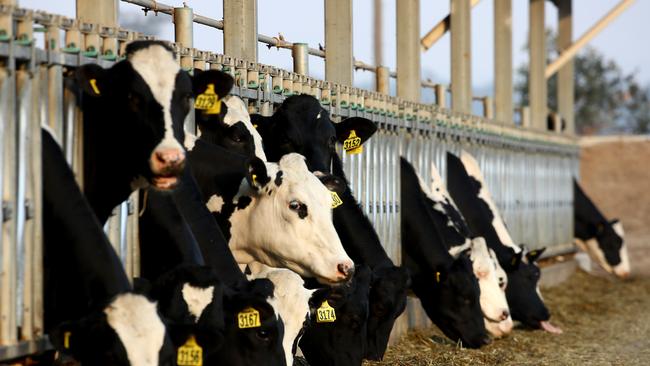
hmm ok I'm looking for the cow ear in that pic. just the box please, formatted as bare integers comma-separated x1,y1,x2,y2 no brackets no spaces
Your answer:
526,247,546,263
192,69,234,99
317,173,345,194
76,64,106,97
250,114,273,134
510,251,523,269
246,157,271,190
334,117,377,145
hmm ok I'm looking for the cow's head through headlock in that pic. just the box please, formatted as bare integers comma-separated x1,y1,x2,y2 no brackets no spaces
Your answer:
76,41,189,191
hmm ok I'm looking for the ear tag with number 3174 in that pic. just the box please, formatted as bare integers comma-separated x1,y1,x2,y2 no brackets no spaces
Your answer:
317,300,336,323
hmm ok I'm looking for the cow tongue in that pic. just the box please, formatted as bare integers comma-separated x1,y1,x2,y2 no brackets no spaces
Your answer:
540,320,563,334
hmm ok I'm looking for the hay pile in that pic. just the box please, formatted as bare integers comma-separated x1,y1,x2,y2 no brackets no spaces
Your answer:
365,270,650,366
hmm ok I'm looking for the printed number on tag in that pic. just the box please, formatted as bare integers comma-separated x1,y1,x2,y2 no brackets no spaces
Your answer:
177,336,202,366
317,301,336,323
238,307,261,328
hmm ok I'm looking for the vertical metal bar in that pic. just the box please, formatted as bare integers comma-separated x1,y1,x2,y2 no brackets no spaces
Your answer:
396,0,420,102
324,0,353,85
76,0,118,25
375,66,389,94
450,0,472,113
291,43,309,76
223,0,258,61
174,5,194,71
529,0,547,130
557,0,574,133
494,0,513,124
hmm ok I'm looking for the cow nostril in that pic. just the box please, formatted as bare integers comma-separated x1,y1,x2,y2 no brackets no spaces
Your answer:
337,263,354,279
501,310,510,321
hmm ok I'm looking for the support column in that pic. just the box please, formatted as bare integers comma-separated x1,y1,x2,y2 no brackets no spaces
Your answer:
223,0,258,61
529,0,547,130
396,0,420,102
76,0,117,25
292,43,309,75
450,0,472,113
376,66,389,94
557,0,574,133
494,0,513,123
325,0,353,86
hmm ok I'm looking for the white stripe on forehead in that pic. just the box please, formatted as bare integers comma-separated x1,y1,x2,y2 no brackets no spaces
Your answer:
223,95,267,160
128,45,182,150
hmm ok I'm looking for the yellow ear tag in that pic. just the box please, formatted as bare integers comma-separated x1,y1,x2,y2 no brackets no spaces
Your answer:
194,83,222,115
177,335,203,366
330,191,343,209
511,256,518,266
63,331,71,349
317,300,336,323
89,79,101,95
253,124,258,129
238,307,261,329
251,174,258,186
343,130,363,155
435,271,441,283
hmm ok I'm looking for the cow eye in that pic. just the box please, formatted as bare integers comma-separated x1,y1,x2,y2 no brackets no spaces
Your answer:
288,200,302,211
256,329,270,341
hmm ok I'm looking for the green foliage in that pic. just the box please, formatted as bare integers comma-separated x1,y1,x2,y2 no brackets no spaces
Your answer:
514,30,650,135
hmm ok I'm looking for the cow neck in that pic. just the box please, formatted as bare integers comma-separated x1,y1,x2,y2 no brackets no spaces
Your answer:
420,194,471,251
400,158,453,274
42,129,131,327
573,180,608,239
445,154,516,266
81,96,140,224
330,156,393,269
171,166,248,286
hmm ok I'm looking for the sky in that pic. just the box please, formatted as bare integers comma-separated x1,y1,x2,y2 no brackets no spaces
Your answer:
20,0,650,103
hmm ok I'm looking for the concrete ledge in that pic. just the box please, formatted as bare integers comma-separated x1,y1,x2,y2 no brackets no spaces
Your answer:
539,258,577,288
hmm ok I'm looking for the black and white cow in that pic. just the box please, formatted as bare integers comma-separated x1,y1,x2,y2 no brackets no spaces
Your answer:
76,40,190,223
400,157,489,348
574,179,630,278
403,157,513,338
446,151,562,334
253,95,410,360
42,128,175,366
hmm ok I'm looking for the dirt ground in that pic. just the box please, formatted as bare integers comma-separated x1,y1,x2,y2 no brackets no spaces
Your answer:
365,139,650,366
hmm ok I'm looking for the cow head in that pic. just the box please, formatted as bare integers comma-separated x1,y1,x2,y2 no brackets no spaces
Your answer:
504,247,554,331
137,265,226,360
469,238,513,338
207,278,286,366
227,154,354,285
191,70,267,160
364,265,410,360
50,293,175,366
300,265,372,366
252,94,376,173
421,254,489,348
580,219,630,278
76,41,190,190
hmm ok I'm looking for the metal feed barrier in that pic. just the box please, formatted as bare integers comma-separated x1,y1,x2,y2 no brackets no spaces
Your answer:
0,4,579,360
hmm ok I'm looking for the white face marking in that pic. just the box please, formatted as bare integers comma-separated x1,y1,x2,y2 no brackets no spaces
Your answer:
227,153,352,283
128,45,184,155
584,238,613,273
184,132,198,151
316,111,321,119
460,151,521,253
206,194,225,213
41,124,60,144
467,238,512,337
412,161,465,233
248,264,314,366
104,293,165,366
222,96,267,160
181,284,215,322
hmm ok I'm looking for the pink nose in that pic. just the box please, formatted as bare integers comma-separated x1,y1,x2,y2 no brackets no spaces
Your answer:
151,148,185,174
336,262,355,281
500,310,510,321
618,271,630,279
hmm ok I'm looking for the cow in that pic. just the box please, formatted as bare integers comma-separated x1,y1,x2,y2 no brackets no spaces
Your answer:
400,157,489,348
188,136,353,284
418,159,513,337
42,128,175,366
574,179,630,278
75,40,190,223
253,94,410,360
446,151,562,334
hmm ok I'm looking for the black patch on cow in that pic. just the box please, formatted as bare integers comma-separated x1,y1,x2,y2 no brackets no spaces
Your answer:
274,171,284,187
237,196,252,210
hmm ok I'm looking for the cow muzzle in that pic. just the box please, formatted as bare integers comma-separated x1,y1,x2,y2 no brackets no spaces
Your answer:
149,148,186,190
335,261,355,282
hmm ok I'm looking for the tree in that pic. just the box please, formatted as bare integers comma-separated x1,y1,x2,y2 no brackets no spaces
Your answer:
514,30,650,135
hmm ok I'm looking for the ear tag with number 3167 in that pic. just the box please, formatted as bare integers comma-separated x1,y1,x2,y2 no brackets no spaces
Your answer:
238,307,261,329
